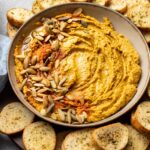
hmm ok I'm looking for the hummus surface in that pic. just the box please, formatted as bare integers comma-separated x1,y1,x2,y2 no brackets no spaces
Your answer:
14,11,141,123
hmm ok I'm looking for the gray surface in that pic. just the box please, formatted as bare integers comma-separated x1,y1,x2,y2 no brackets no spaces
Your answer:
0,0,34,149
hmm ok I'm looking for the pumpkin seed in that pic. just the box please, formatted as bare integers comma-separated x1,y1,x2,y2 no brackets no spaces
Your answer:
23,37,31,44
30,87,37,97
58,34,64,41
39,66,50,72
60,21,67,31
30,64,41,69
26,68,37,74
37,93,46,98
50,80,57,89
67,18,81,23
35,97,44,102
20,78,27,90
22,44,28,51
58,16,72,21
40,108,47,116
23,56,29,69
54,96,64,101
80,20,88,28
43,95,49,108
52,29,60,34
20,70,27,75
47,103,55,113
37,87,49,93
31,76,42,82
82,111,87,119
73,8,83,17
41,79,51,87
58,109,65,121
34,83,44,87
76,114,84,123
59,77,67,86
31,56,37,65
54,72,59,84
54,59,60,69
44,35,51,42
71,114,77,121
32,31,44,41
37,40,43,45
67,109,72,124
60,32,69,37
15,55,25,60
48,95,54,104
51,40,60,51
51,113,57,120
44,57,50,66
71,109,76,115
47,75,53,81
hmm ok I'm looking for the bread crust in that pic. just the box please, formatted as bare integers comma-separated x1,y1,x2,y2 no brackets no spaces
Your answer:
7,22,18,38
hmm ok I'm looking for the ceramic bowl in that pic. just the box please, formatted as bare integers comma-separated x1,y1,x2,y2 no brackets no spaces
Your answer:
8,3,150,127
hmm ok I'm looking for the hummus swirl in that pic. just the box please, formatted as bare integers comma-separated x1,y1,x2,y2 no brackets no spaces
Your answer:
15,13,141,123
58,15,141,122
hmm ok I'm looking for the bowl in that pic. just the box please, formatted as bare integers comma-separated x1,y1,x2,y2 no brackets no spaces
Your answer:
8,2,150,127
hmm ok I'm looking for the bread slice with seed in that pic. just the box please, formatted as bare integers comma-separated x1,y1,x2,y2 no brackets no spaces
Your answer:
124,125,149,150
32,0,42,14
0,102,34,135
37,0,69,10
62,128,99,150
142,31,150,44
131,101,150,138
92,0,111,6
7,8,34,28
126,0,149,8
23,121,56,150
109,0,127,13
93,123,128,150
7,22,18,39
126,3,150,30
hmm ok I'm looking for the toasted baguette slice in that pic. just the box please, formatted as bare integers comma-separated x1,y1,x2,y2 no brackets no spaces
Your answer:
92,0,111,6
37,0,69,10
124,125,149,150
126,0,149,8
23,121,56,150
131,101,150,138
93,123,128,150
55,131,70,150
7,8,34,28
109,0,127,13
127,3,150,30
62,128,99,150
7,23,18,39
142,31,150,44
32,1,42,14
0,102,34,135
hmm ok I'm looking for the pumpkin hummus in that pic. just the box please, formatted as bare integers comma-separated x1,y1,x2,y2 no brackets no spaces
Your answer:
14,9,141,124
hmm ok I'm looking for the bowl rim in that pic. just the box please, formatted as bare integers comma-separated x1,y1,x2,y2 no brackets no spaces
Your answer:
7,2,150,128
